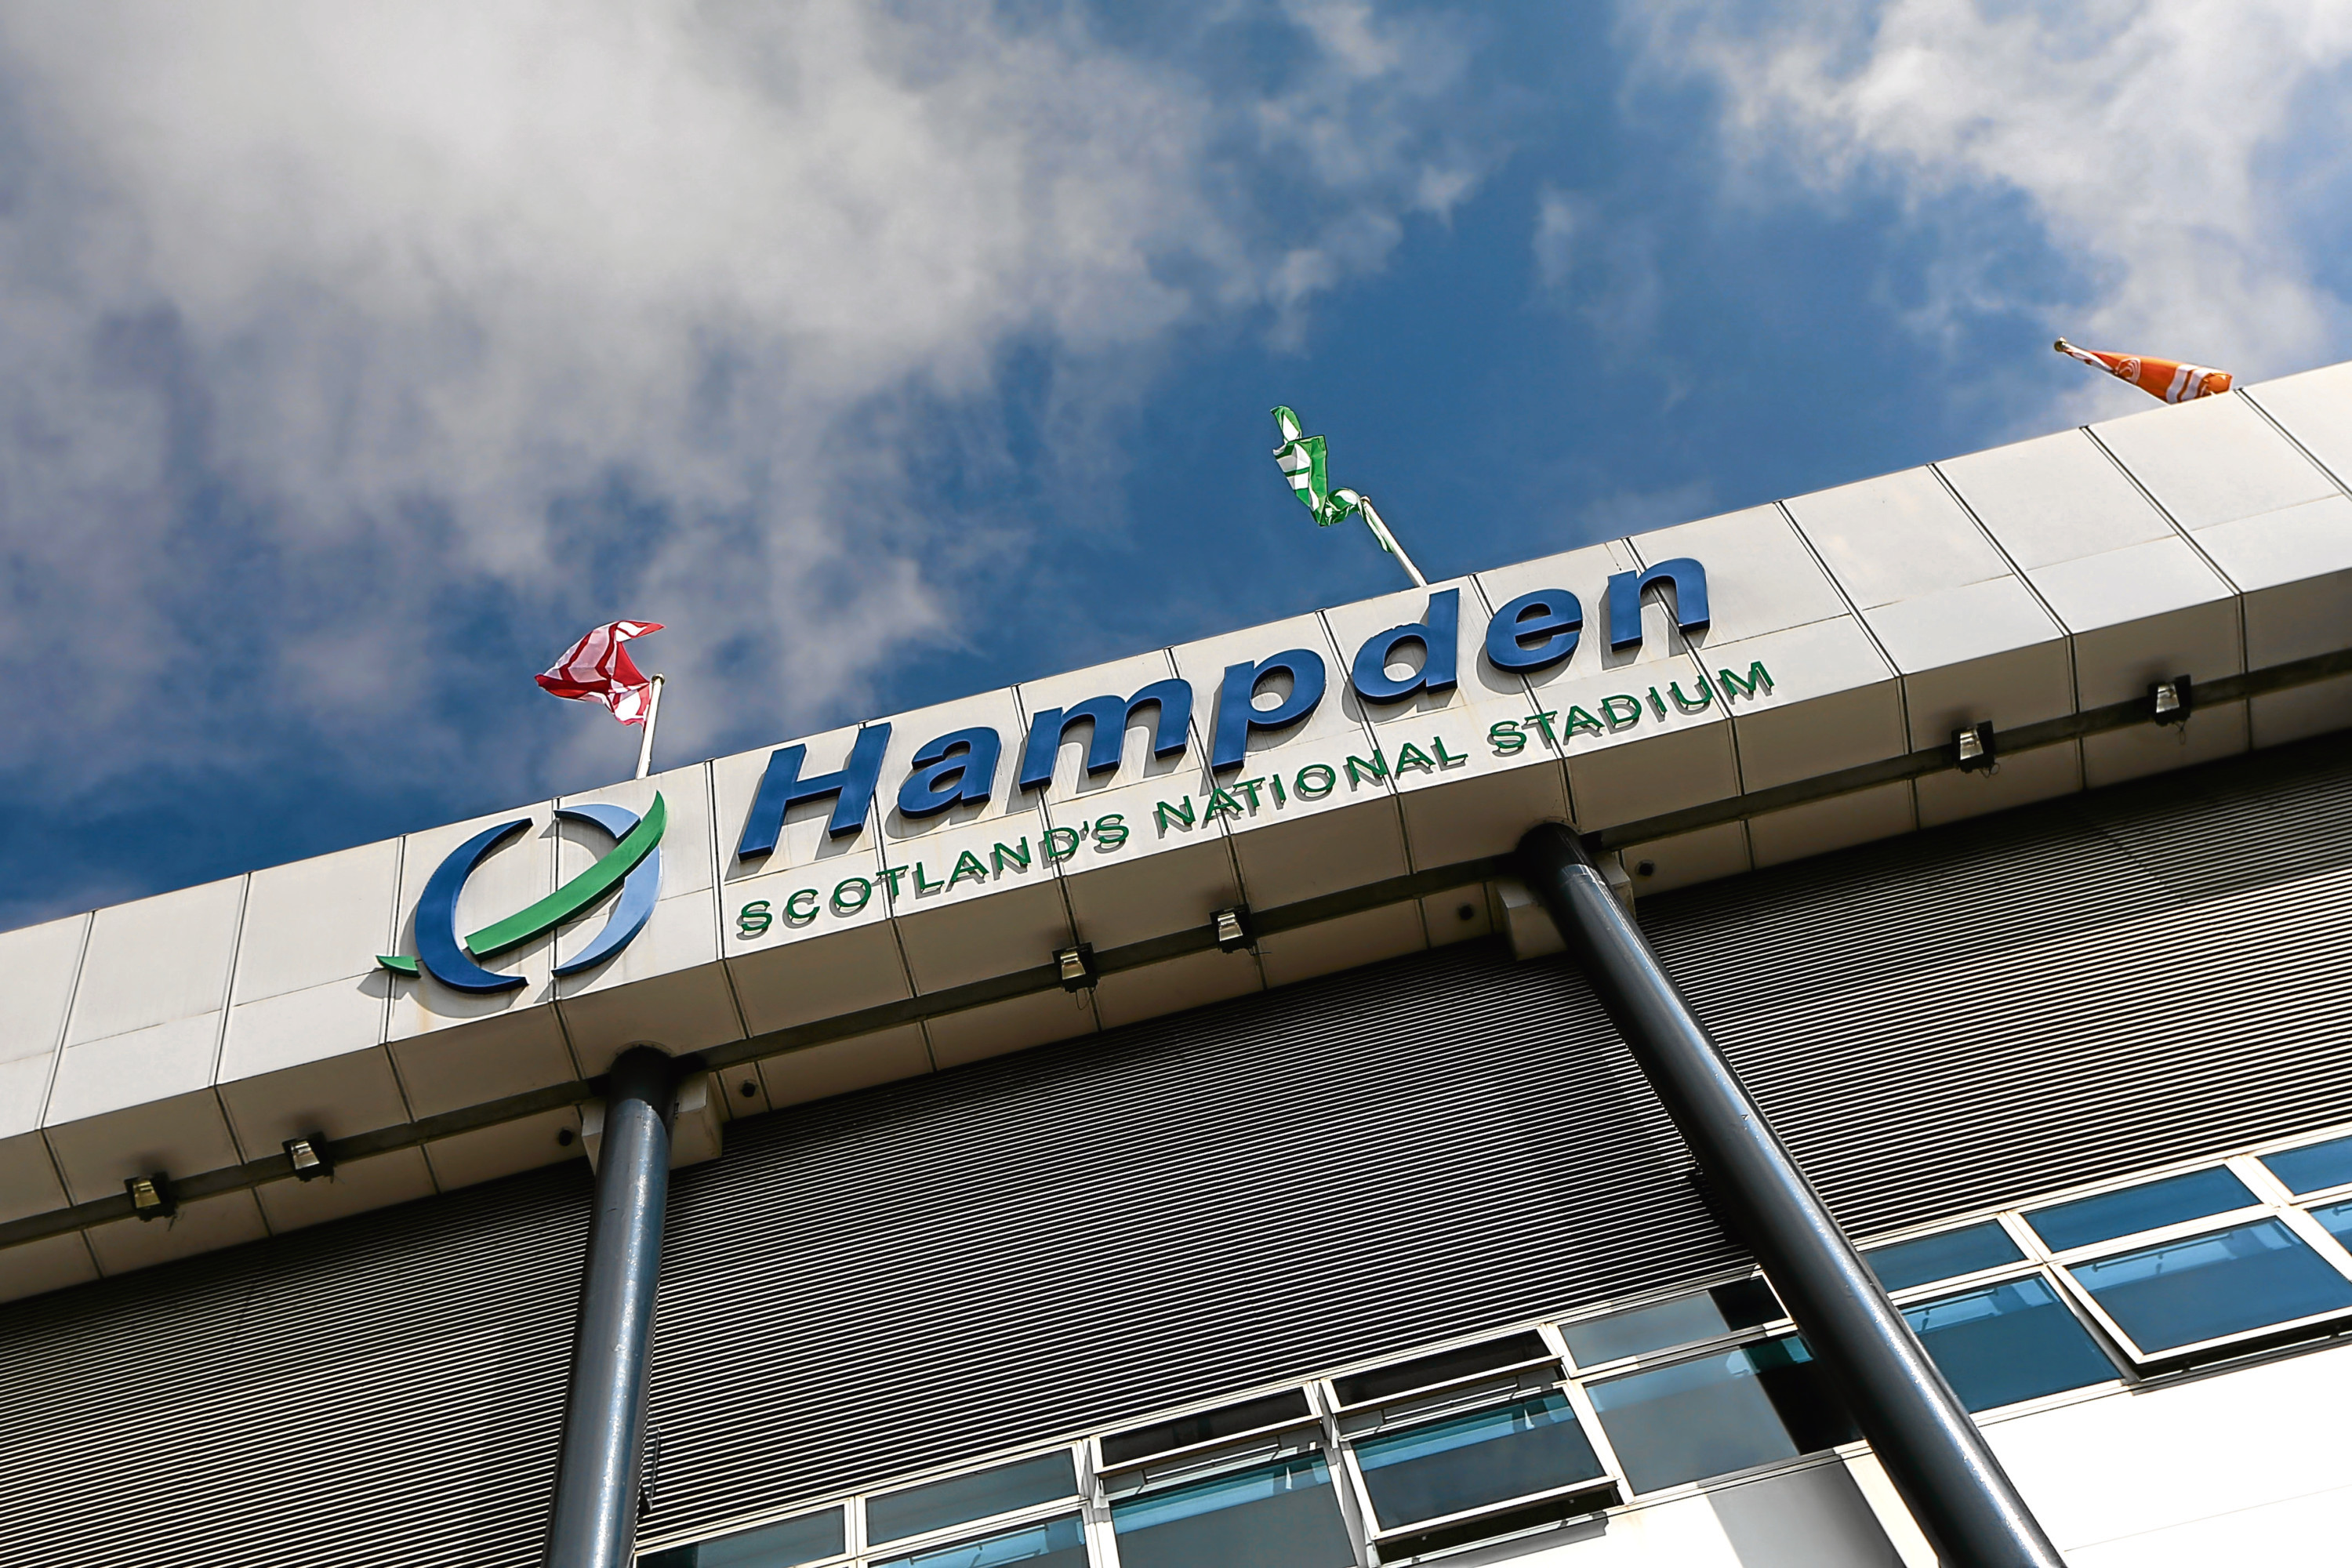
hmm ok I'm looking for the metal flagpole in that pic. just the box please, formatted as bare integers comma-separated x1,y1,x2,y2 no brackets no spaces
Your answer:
633,676,666,781
1353,496,1428,589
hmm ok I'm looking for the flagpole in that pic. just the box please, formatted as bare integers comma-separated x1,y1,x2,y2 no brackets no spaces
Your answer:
633,675,666,781
1356,497,1428,588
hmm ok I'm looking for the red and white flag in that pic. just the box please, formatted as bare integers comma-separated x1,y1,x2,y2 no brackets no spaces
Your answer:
2055,339,2233,404
537,620,664,725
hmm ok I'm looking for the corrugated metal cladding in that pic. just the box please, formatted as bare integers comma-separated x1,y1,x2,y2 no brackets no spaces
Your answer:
5,735,2351,1566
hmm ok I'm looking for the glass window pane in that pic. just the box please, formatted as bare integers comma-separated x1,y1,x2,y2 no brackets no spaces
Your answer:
2310,1200,2352,1246
1111,1455,1354,1568
2071,1218,2352,1353
1585,1337,1850,1494
2026,1168,2256,1251
1102,1392,1312,1466
639,1510,844,1567
1354,1392,1605,1529
873,1515,1088,1568
2263,1135,2352,1196
1562,1280,1780,1367
1330,1332,1550,1406
1866,1223,2024,1293
1901,1277,2114,1410
869,1454,1077,1545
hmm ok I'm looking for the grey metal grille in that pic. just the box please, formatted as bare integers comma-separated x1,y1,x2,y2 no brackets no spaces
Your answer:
3,734,2349,1566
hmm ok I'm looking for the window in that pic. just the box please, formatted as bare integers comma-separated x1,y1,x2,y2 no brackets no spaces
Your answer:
1899,1277,2114,1410
1352,1391,1610,1530
1559,1279,1781,1368
1866,1222,2023,1293
637,1508,844,1567
1110,1454,1354,1568
1330,1332,1551,1406
2067,1219,2352,1355
2024,1167,2256,1250
867,1455,1077,1547
870,1516,1087,1568
1102,1392,1312,1467
2263,1134,2352,1196
2310,1200,2352,1247
1585,1336,1851,1494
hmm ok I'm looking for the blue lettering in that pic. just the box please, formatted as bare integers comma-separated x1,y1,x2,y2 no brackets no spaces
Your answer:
1211,648,1326,771
1484,589,1582,673
737,724,891,855
1018,679,1192,790
897,725,1002,818
1606,557,1710,652
1350,588,1460,703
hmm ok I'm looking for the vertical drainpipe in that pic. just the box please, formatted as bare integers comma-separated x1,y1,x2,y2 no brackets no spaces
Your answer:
548,1047,681,1568
1516,825,2064,1568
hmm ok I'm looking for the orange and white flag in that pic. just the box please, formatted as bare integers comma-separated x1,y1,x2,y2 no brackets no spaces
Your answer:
2055,339,2232,404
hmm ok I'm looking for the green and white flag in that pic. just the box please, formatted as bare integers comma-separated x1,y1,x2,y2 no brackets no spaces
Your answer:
1270,405,1426,586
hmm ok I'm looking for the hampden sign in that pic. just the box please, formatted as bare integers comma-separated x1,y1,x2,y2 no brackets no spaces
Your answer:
379,557,1770,978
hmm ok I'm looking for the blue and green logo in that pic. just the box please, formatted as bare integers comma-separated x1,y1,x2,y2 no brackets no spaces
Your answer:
379,794,666,993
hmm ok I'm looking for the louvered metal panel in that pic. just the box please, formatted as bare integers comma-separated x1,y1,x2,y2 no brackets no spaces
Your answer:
4,735,2350,1566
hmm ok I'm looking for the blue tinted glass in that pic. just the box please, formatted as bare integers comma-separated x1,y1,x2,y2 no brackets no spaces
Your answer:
2071,1219,2352,1353
1355,1392,1605,1528
1586,1349,1798,1493
1112,1456,1353,1568
869,1455,1076,1545
657,1510,843,1567
1902,1277,2114,1410
1866,1224,2024,1292
2027,1168,2256,1250
2263,1136,2352,1196
873,1515,1086,1568
2312,1201,2352,1246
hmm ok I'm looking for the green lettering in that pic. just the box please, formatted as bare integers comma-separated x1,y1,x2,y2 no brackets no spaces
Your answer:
784,888,820,922
1156,796,1196,831
1203,787,1247,821
992,837,1032,873
736,899,773,938
1527,710,1559,743
1600,695,1643,728
1668,676,1713,712
949,850,989,888
1043,826,1081,861
1269,774,1287,806
1235,776,1265,808
1488,720,1527,754
1345,750,1388,785
832,877,873,913
914,862,944,894
1094,813,1129,850
877,866,909,897
1393,742,1436,773
1295,764,1337,798
1719,661,1773,700
1647,686,1668,719
1432,736,1465,765
1563,706,1605,735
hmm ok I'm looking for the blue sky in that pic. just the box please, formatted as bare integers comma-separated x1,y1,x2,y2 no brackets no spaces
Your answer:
4,0,2351,927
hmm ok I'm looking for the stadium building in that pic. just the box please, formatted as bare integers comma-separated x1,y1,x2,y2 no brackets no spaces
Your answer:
5,361,2352,1566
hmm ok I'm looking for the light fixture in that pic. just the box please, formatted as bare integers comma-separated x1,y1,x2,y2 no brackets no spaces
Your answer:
2151,674,2192,727
1211,905,1254,953
284,1134,333,1182
1954,721,1997,774
1056,943,1098,992
125,1173,176,1222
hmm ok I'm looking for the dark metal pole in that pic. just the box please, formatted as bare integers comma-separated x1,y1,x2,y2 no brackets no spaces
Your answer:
549,1047,681,1568
1516,824,2063,1568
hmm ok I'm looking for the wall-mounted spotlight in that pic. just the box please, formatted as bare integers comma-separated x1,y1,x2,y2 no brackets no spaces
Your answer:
1055,944,1098,992
1954,721,1997,774
284,1134,334,1182
2151,675,2192,727
125,1173,176,1222
1211,905,1254,953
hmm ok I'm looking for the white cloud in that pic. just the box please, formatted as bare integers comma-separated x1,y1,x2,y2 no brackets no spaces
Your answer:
0,0,1483,803
1628,0,2352,419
